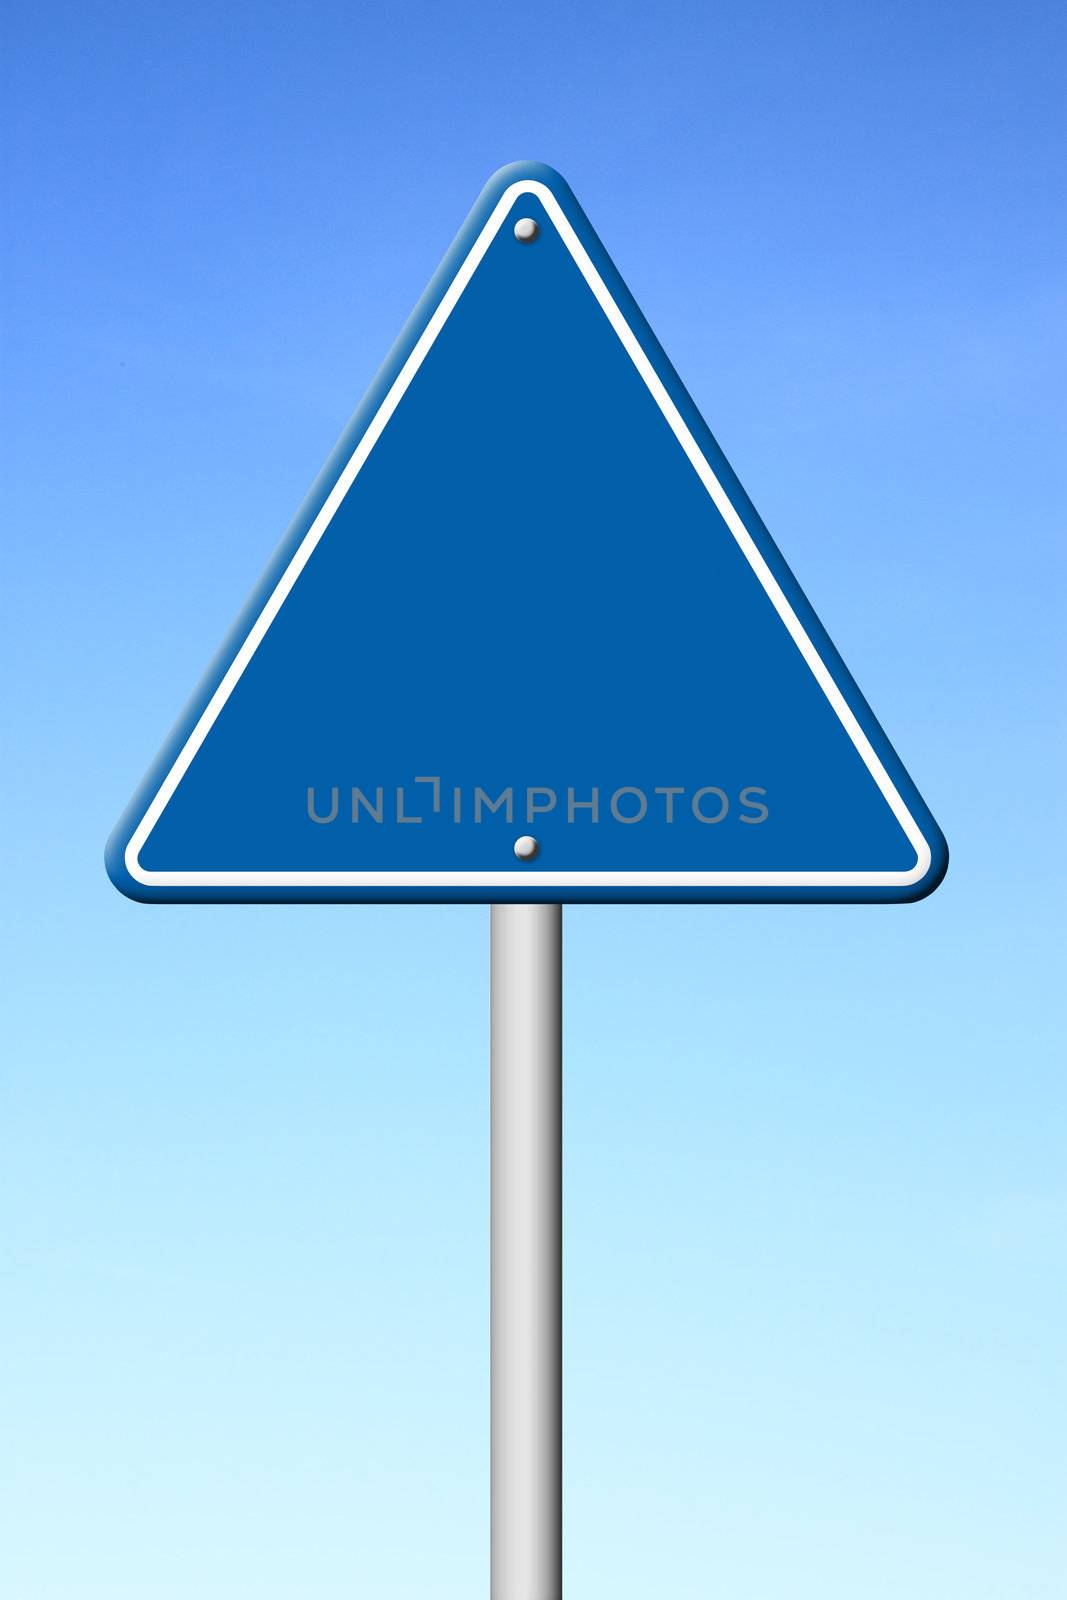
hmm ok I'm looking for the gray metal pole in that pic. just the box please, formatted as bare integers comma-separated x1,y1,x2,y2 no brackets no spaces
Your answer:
490,903,562,1600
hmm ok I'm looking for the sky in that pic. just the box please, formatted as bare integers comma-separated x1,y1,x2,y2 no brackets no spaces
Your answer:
2,1,1066,1596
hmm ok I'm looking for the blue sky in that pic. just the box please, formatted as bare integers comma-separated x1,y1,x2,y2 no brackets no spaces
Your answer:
2,1,1065,1595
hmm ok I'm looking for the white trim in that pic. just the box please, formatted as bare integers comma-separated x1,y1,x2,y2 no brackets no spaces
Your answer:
127,180,932,891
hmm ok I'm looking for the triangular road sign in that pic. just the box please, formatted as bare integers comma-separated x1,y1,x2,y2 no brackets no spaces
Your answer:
107,162,946,904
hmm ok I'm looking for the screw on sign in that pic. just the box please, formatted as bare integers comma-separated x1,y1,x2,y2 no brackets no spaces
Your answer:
107,162,947,1598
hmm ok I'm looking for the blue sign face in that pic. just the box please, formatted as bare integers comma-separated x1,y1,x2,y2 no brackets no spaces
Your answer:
107,162,946,905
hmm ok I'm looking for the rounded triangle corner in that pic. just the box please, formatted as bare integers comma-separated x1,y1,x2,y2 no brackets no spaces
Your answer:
479,160,577,208
105,821,151,904
899,823,949,904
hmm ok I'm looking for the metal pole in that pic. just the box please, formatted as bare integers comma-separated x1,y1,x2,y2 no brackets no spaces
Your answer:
490,903,562,1600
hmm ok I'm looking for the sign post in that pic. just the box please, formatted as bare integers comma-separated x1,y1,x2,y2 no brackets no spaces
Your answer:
107,161,946,1594
491,904,562,1600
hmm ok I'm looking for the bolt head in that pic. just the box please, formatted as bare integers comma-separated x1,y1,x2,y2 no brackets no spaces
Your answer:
513,835,540,860
513,217,539,243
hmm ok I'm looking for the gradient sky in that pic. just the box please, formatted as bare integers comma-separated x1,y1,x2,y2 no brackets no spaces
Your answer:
2,2,1065,1596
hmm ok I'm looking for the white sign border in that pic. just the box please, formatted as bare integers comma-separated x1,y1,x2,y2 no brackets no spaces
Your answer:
127,180,931,891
